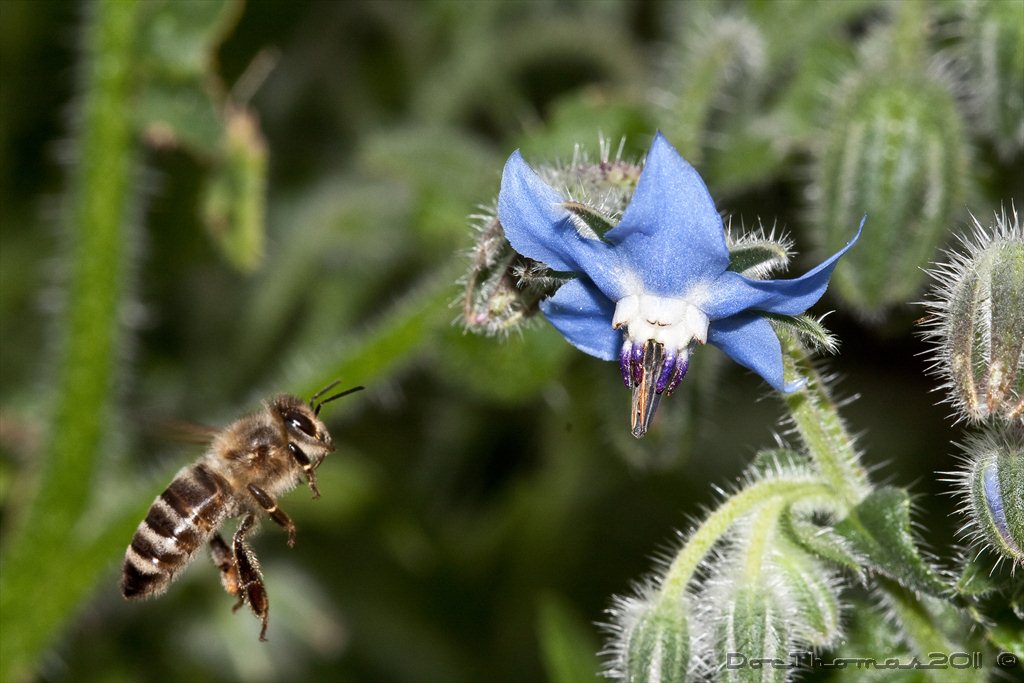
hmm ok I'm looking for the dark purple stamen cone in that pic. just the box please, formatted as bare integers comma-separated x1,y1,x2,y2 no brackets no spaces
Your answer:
630,343,644,386
630,341,666,438
655,352,676,394
619,343,633,388
665,355,689,396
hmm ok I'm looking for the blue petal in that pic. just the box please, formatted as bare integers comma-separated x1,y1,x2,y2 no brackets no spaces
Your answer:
498,151,624,298
539,278,620,361
707,313,798,392
702,217,864,320
605,132,730,296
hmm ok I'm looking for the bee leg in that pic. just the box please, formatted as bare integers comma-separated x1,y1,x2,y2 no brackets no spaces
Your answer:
287,442,320,499
232,513,270,641
247,483,298,548
210,533,244,611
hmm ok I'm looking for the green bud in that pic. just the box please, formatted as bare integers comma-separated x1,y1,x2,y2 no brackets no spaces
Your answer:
963,0,1024,160
955,426,1024,567
539,141,641,219
714,584,790,683
460,207,562,336
656,11,766,164
815,63,967,317
460,142,640,336
606,590,690,683
921,209,1024,423
773,543,843,648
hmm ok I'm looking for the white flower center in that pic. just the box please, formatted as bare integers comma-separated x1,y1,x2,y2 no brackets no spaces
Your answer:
612,293,709,351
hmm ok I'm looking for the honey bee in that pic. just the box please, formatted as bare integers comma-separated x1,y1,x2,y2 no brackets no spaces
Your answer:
121,381,362,640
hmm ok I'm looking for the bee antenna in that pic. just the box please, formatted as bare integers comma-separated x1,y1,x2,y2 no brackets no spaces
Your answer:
310,380,343,404
311,384,364,416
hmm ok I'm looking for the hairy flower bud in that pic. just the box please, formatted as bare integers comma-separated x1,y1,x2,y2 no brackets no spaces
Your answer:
460,207,562,335
713,584,790,683
962,0,1024,160
773,544,843,648
460,141,640,336
921,208,1024,423
814,64,967,318
605,587,691,683
951,426,1024,567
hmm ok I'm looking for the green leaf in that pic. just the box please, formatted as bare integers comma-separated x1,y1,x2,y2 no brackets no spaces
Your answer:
201,108,267,273
536,593,601,683
834,487,949,596
138,0,242,82
134,83,223,154
133,0,243,155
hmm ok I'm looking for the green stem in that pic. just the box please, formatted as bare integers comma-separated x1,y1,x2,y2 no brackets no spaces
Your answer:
741,498,786,582
270,259,462,403
0,1,140,679
660,476,831,601
780,334,871,504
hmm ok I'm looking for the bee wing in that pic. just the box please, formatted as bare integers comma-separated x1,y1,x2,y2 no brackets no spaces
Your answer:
139,416,221,445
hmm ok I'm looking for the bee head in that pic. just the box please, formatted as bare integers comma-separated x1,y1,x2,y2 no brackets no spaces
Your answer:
273,382,363,453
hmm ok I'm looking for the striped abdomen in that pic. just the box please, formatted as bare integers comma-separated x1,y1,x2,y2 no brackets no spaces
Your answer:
122,463,229,600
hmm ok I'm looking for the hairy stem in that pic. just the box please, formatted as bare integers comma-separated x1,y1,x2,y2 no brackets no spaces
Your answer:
660,476,831,601
0,1,141,679
780,334,871,504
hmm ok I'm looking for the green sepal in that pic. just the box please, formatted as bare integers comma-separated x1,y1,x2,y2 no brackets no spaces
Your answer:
766,313,839,355
727,239,790,279
562,201,617,240
834,487,949,596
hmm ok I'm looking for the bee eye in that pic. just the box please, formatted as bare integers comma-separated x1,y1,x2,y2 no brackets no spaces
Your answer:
283,411,316,438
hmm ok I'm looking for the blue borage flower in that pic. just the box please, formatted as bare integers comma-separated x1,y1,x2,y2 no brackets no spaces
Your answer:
498,133,863,437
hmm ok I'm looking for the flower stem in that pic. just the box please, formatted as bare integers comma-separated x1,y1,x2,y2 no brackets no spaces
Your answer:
660,476,832,601
779,334,871,504
741,498,786,581
0,1,141,678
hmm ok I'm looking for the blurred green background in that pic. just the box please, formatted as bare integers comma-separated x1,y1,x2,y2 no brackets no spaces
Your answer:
0,0,1020,681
